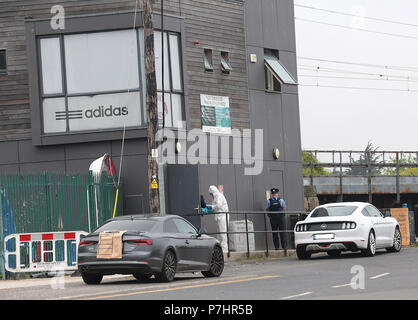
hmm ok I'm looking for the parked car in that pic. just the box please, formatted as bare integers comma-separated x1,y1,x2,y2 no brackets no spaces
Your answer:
294,202,401,260
78,215,224,284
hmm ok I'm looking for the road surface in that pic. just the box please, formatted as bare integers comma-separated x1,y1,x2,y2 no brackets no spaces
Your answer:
2,248,418,300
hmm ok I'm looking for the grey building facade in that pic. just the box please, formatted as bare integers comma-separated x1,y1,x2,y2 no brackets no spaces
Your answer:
0,0,303,249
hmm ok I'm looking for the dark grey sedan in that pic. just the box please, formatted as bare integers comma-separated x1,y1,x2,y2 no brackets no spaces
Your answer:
77,215,224,284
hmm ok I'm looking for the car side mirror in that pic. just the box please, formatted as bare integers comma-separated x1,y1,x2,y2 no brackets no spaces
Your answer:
197,228,206,237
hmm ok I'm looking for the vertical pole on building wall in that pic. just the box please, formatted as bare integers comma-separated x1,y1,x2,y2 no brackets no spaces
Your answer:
144,0,161,215
396,152,400,202
367,151,372,203
161,0,165,129
339,151,343,202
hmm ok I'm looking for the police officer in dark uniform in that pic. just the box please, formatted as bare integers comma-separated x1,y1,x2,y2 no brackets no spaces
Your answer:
266,188,287,253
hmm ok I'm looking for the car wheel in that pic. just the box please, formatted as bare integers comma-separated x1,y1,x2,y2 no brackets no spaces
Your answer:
361,231,376,257
81,272,103,285
155,250,176,282
133,273,152,281
386,227,402,253
202,246,224,278
296,246,311,260
327,250,341,257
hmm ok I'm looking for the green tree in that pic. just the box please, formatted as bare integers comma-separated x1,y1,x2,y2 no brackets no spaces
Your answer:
383,154,418,175
346,141,383,176
302,152,330,176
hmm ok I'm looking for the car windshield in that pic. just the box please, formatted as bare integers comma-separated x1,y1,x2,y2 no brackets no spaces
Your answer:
94,219,156,233
310,206,357,217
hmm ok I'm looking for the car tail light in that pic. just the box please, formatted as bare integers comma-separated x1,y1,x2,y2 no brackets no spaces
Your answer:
79,240,97,247
342,222,356,229
125,239,152,245
296,224,308,232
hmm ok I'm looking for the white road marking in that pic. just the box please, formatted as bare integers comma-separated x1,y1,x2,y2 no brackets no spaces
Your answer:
332,283,351,288
369,272,390,280
280,291,313,300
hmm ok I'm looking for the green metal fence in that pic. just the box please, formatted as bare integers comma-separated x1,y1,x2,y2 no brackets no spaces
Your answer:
0,171,123,235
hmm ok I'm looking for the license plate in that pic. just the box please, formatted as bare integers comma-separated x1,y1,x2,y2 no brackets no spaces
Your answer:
313,233,335,240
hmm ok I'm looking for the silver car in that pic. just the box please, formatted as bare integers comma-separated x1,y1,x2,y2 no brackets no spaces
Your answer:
78,215,224,284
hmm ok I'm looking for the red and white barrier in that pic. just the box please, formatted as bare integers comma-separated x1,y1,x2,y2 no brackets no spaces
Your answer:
4,231,88,273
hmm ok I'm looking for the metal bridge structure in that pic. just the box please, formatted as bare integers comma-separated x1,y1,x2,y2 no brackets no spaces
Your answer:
303,150,418,208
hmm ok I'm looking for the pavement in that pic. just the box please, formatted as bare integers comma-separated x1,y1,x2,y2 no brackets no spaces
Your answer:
0,249,292,290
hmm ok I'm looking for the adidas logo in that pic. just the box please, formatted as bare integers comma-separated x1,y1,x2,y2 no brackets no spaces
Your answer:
55,105,129,120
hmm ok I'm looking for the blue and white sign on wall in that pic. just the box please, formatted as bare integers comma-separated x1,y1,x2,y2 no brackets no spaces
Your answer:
200,94,231,134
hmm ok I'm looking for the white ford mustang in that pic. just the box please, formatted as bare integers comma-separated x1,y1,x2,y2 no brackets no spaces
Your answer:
294,202,402,259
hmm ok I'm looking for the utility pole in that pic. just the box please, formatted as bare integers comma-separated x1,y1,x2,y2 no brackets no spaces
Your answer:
143,0,160,215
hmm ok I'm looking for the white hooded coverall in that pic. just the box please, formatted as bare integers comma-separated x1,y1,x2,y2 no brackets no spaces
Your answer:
209,185,229,252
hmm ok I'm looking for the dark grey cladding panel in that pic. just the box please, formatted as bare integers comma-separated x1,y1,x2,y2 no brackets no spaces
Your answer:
65,141,112,160
112,153,149,215
283,161,304,211
265,92,285,161
217,164,237,212
111,153,148,191
244,0,263,47
260,0,280,50
0,164,19,173
246,46,266,92
250,161,285,211
245,0,297,52
276,0,297,52
111,138,148,157
18,140,65,163
281,93,302,163
65,158,97,173
278,50,298,95
0,141,19,165
198,164,218,198
234,164,254,211
20,161,65,173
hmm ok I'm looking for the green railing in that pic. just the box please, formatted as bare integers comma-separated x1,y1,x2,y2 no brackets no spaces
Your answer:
0,171,123,235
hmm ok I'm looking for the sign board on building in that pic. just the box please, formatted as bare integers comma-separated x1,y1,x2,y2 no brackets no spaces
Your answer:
200,94,231,134
43,92,141,134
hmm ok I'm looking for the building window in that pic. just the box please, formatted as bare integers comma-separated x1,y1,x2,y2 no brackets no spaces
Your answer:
37,29,185,135
203,49,213,72
220,51,232,74
155,31,185,129
264,49,297,92
0,49,6,74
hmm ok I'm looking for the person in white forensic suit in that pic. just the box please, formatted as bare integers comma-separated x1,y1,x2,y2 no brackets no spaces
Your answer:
208,185,230,253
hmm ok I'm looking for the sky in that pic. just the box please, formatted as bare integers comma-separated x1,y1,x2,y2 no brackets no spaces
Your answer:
294,0,418,151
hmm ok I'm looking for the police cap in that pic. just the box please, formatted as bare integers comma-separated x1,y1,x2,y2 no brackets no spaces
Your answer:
270,188,279,194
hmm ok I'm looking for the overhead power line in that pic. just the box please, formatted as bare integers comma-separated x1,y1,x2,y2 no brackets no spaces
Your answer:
294,4,418,28
295,17,418,41
299,83,418,93
298,65,418,80
297,57,418,72
298,74,418,83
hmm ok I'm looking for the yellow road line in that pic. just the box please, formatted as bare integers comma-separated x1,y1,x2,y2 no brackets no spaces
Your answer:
53,275,256,300
82,275,280,300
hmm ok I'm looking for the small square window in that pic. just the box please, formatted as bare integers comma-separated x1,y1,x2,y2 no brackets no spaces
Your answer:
0,49,7,74
221,51,232,74
204,48,213,72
